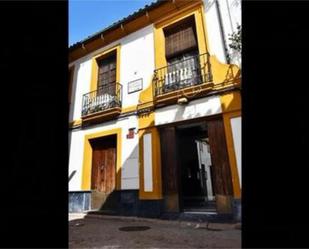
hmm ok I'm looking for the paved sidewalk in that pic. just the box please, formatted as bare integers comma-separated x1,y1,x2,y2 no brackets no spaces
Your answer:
69,213,241,248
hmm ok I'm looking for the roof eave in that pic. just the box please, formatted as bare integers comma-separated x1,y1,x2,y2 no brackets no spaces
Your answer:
69,0,166,52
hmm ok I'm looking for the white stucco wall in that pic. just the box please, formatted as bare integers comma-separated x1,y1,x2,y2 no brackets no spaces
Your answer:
120,25,155,107
143,133,153,192
68,115,139,191
230,116,241,187
215,0,241,41
218,0,241,66
204,0,227,64
155,95,222,126
203,0,241,66
69,60,93,122
68,24,155,123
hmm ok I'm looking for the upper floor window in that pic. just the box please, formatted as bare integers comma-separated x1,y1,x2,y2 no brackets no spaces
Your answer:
97,52,116,88
163,16,201,88
81,50,122,118
97,51,117,96
164,15,198,60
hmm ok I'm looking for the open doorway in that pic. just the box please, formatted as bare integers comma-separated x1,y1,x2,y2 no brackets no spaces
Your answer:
160,118,233,214
176,122,216,211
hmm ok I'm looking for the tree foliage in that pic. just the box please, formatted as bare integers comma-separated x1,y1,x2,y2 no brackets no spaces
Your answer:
228,24,241,53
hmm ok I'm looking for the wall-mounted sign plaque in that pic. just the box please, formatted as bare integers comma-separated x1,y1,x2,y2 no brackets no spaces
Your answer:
128,78,143,94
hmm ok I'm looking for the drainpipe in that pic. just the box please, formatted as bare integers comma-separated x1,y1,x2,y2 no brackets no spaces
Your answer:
214,0,231,64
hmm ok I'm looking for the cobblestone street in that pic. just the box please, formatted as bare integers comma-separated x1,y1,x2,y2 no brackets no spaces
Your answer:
69,214,241,248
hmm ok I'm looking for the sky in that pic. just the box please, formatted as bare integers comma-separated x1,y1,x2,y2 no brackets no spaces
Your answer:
69,0,155,46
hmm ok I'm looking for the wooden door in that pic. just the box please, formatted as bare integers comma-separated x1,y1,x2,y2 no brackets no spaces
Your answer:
91,137,116,193
207,118,233,196
161,127,178,193
160,127,180,212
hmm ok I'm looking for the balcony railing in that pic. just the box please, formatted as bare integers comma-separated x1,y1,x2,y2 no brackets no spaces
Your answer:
81,82,122,117
153,53,212,96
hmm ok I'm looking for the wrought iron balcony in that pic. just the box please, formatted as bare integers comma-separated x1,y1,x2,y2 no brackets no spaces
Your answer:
81,82,122,117
153,53,213,97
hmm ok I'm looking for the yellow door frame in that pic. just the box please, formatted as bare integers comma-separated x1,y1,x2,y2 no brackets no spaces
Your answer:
81,128,122,191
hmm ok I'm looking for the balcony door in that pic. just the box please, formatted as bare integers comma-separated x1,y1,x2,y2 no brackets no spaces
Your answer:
98,53,116,84
96,53,116,107
163,15,201,91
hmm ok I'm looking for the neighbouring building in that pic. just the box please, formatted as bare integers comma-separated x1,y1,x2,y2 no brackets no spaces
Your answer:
69,0,241,221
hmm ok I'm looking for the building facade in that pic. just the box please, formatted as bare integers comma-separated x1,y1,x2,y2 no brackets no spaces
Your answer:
69,0,241,221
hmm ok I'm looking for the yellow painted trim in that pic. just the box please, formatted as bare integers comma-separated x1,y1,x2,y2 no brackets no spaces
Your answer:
69,119,81,128
121,105,137,114
200,3,211,55
90,44,121,92
139,127,162,200
81,128,122,191
138,78,155,106
153,3,207,70
222,111,241,198
220,91,241,198
153,1,203,28
138,112,155,130
194,6,207,56
210,56,241,86
220,91,241,113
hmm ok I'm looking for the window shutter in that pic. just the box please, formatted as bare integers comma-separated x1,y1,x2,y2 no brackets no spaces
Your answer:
98,54,116,87
97,53,116,96
164,17,197,58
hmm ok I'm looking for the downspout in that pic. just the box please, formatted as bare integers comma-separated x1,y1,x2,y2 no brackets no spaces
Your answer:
214,0,231,64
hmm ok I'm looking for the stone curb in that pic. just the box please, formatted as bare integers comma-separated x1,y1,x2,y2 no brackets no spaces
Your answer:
81,213,240,230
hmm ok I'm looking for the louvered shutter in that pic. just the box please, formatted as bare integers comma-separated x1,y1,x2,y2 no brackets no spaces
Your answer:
97,53,116,96
98,54,116,87
164,17,197,58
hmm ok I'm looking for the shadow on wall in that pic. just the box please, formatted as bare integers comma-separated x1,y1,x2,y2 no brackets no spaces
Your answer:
223,64,241,86
89,138,142,217
83,131,162,218
220,87,240,112
69,170,77,182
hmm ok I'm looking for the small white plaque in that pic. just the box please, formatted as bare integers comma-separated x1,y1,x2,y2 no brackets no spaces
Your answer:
128,78,143,94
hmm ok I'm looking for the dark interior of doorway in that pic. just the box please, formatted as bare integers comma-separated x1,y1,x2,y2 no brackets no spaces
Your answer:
176,122,216,212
